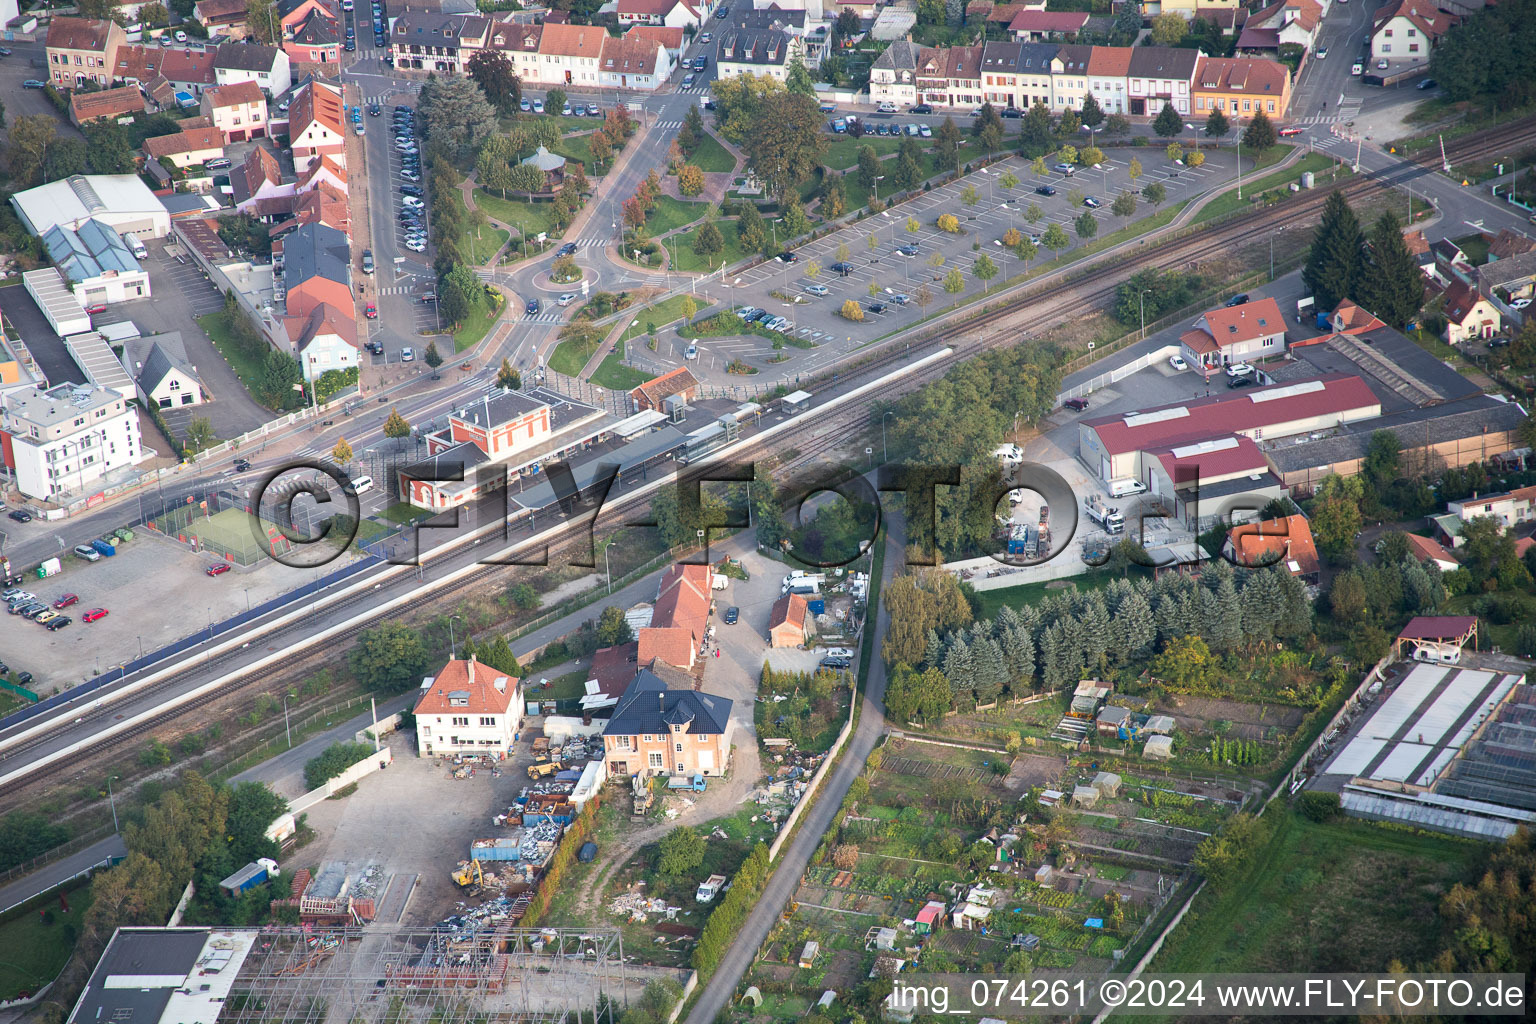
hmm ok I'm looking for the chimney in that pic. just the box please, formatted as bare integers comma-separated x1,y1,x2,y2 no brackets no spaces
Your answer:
468,654,476,685
659,688,667,713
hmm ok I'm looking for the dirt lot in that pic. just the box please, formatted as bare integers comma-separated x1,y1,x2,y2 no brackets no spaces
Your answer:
0,530,354,692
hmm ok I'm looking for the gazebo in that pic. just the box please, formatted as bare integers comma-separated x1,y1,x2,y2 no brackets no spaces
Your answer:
520,146,567,192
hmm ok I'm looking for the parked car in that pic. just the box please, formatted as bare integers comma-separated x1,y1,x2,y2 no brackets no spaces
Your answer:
73,544,102,561
890,293,911,305
587,103,600,116
23,79,46,89
362,249,374,273
1063,397,1089,411
8,509,31,522
865,302,887,315
775,251,798,263
1418,78,1437,90
804,283,829,296
401,347,415,361
910,103,933,114
1168,354,1188,370
1225,362,1255,377
896,244,920,257
1225,293,1251,307
365,303,377,319
53,593,79,609
830,261,853,275
1083,196,1102,208
1278,126,1305,137
1051,162,1075,175
206,563,231,577
1377,58,1389,69
233,457,252,471
723,606,739,624
46,616,71,631
1034,185,1057,196
1227,375,1255,389
919,124,932,138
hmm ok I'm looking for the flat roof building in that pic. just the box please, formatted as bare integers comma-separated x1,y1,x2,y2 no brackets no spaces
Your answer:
67,928,259,1024
11,173,171,239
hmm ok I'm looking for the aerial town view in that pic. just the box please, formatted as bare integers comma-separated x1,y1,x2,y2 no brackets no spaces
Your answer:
1,0,1535,1020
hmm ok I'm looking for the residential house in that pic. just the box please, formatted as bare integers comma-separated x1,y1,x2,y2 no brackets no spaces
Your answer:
194,0,252,37
271,181,351,236
414,656,523,757
1048,43,1092,112
1222,514,1321,584
201,80,269,142
46,16,128,90
716,28,800,82
280,0,343,64
1370,0,1457,65
1085,46,1132,115
625,24,686,62
537,23,608,88
1477,250,1536,306
1404,532,1459,572
0,381,147,502
1431,237,1473,284
69,86,146,127
945,44,984,109
1237,0,1323,55
142,125,227,170
1441,280,1500,345
389,11,490,75
231,145,290,213
285,300,358,380
275,221,351,323
637,563,713,669
122,333,208,410
599,32,671,91
286,77,346,169
601,669,734,779
614,0,701,30
869,39,920,107
1008,10,1088,41
768,592,814,648
295,153,348,197
214,42,293,98
1403,230,1435,277
1446,485,1536,530
980,41,1057,110
1487,229,1534,263
486,19,544,83
1178,296,1287,371
630,366,699,412
162,46,220,98
583,642,640,712
1127,45,1198,116
1191,55,1292,120
1326,299,1385,334
519,146,567,193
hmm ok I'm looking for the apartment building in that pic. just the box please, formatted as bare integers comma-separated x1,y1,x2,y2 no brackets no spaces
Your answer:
287,77,346,169
0,382,147,501
1370,0,1457,64
46,16,127,90
201,80,269,142
213,42,293,98
979,41,1057,110
1127,46,1198,117
602,671,734,780
716,28,801,82
414,656,523,757
1191,56,1292,121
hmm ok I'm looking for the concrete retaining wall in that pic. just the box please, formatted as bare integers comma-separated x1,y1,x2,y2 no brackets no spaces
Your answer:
288,747,393,816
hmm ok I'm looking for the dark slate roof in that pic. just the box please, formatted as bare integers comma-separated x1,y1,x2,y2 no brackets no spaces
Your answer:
602,670,732,737
69,929,212,1024
136,339,202,395
403,441,490,481
1266,395,1530,472
453,388,551,430
717,29,792,67
980,39,1057,74
1127,45,1199,81
278,221,350,289
214,41,283,72
872,38,919,72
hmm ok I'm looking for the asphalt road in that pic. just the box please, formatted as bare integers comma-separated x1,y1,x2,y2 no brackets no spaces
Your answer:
0,832,125,915
684,514,901,1024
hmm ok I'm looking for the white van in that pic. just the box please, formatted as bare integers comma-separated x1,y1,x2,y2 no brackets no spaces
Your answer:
349,474,375,495
1108,478,1147,499
123,232,147,260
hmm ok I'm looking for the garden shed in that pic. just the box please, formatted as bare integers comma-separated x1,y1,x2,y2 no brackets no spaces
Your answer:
1092,771,1122,798
914,900,945,933
1144,714,1177,735
1144,735,1174,761
1034,863,1054,884
799,941,820,968
1072,785,1100,808
1096,706,1132,737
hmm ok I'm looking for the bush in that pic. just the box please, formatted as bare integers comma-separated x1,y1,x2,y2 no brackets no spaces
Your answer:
840,299,864,321
936,213,961,233
303,742,377,791
1295,791,1341,822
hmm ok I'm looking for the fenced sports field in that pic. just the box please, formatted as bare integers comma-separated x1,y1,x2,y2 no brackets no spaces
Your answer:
146,498,291,566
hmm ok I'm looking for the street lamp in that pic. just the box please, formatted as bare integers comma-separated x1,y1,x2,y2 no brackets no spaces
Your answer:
604,544,613,593
282,692,293,748
881,409,894,463
106,775,120,833
448,613,462,656
1139,288,1152,340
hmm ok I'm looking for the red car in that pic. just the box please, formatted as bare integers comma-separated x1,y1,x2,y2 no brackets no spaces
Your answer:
1278,126,1304,137
205,563,231,577
83,608,109,623
365,303,378,319
84,302,107,315
53,593,79,609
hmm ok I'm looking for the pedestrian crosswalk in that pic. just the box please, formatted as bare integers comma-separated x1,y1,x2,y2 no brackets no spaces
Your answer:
522,312,565,324
676,85,710,95
376,284,419,295
293,446,322,459
655,119,683,130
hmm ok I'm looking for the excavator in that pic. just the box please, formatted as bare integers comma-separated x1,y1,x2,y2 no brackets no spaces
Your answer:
451,859,484,896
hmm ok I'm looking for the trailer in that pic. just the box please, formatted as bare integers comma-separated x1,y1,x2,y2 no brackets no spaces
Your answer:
219,857,279,896
667,773,706,792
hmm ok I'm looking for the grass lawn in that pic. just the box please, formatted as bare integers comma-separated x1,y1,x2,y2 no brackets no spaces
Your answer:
687,131,737,173
974,571,1116,619
1151,810,1474,980
554,133,602,176
646,195,709,236
458,222,509,266
379,502,427,525
474,189,562,238
824,134,906,169
591,341,655,391
526,669,587,701
671,222,750,273
1453,232,1491,265
1190,146,1326,224
621,294,697,341
549,328,605,377
452,292,503,352
198,311,272,404
0,881,95,1000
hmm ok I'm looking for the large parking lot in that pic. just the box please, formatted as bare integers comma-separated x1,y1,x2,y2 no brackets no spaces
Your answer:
684,146,1238,384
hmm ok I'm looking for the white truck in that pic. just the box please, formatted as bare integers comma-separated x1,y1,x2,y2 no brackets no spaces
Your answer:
697,874,727,902
1085,498,1125,534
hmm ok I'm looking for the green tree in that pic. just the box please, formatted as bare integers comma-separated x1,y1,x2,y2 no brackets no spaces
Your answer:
1153,100,1183,138
693,220,725,266
183,417,217,453
856,144,880,189
821,172,847,218
658,826,707,875
1460,515,1527,590
545,88,567,112
595,605,634,647
1303,190,1366,313
423,341,443,368
736,201,766,252
1143,180,1167,207
246,0,277,43
84,120,136,174
45,138,89,182
1020,102,1053,153
972,253,999,288
1242,110,1277,154
1311,492,1364,565
1041,221,1070,253
496,358,522,390
466,49,521,112
253,348,303,409
943,268,965,293
999,170,1019,189
1074,211,1098,240
417,75,499,162
349,622,430,692
1079,92,1104,129
745,91,825,198
1111,189,1137,221
1151,11,1187,46
933,117,964,173
1205,106,1230,138
884,664,953,722
383,408,411,444
785,55,816,96
1356,210,1426,329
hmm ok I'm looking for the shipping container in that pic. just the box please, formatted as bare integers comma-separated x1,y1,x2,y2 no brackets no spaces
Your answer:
470,838,521,862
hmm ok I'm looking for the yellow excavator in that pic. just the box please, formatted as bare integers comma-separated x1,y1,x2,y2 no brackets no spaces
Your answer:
451,859,484,892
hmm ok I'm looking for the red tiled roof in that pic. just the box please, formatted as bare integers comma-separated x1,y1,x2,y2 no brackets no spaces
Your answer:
948,44,983,82
625,24,685,50
1198,296,1285,346
1087,45,1133,77
291,78,344,138
1331,300,1383,333
1180,328,1219,356
47,16,115,52
769,593,809,632
413,657,519,716
1373,0,1457,41
111,43,159,82
637,627,695,668
1488,229,1534,261
1443,280,1490,324
205,79,265,107
602,32,664,77
631,366,698,406
1398,615,1477,641
292,300,358,351
160,46,218,85
590,642,641,698
71,86,145,123
1008,10,1089,33
143,125,226,159
1194,56,1290,96
539,23,608,57
616,0,697,16
1225,515,1320,577
1406,532,1459,565
196,0,250,22
1082,374,1380,456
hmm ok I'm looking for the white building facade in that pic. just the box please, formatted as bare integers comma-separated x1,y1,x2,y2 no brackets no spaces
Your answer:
0,382,146,500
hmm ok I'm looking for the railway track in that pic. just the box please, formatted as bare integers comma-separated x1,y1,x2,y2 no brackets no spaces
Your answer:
8,118,1533,806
